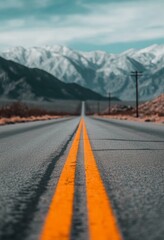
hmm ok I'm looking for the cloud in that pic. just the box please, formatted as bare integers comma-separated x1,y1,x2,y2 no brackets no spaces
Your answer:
0,0,24,9
0,0,53,9
0,0,164,50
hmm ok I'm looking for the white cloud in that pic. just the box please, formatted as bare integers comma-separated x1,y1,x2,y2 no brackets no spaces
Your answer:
66,0,164,43
0,0,53,9
4,19,25,28
0,0,24,9
0,0,164,49
0,27,107,48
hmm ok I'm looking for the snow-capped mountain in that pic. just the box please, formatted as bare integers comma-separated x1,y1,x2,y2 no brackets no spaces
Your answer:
1,44,164,100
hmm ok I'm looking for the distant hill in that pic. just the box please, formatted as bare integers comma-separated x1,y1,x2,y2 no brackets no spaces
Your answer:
138,94,164,115
0,56,108,101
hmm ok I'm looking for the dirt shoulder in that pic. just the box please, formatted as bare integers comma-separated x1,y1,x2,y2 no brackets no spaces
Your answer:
0,115,63,126
97,114,164,124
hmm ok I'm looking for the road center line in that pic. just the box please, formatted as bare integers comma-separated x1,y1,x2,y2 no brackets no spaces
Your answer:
40,119,83,240
83,120,122,240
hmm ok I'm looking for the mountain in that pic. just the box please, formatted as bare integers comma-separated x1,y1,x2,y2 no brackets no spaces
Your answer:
1,44,164,100
0,56,106,101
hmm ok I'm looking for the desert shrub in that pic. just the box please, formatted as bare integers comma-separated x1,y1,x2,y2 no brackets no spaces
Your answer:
0,102,28,117
0,101,80,117
0,102,50,117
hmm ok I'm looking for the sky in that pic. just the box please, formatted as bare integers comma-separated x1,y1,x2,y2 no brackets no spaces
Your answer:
0,0,164,53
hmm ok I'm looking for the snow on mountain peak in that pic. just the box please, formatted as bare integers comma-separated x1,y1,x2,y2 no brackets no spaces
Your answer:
0,44,164,100
137,44,164,56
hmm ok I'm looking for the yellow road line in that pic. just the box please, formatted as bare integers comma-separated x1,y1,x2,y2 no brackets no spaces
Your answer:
83,120,122,240
40,119,83,240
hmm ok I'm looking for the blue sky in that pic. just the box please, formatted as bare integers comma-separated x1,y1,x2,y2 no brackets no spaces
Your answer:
0,0,164,53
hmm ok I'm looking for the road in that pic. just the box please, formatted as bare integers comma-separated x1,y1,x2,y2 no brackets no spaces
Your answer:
0,115,164,240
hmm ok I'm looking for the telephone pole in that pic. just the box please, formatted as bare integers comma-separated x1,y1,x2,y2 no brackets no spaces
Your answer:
131,71,143,118
97,101,100,115
108,92,111,115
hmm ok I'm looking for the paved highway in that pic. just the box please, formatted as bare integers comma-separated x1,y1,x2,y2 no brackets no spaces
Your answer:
0,116,164,240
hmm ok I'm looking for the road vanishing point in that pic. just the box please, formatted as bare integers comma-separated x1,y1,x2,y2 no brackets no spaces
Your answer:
0,103,164,240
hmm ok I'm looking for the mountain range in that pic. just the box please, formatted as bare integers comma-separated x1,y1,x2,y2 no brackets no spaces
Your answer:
0,56,106,101
1,44,164,100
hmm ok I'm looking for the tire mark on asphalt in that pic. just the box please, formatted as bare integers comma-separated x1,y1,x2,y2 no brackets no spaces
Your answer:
0,122,79,240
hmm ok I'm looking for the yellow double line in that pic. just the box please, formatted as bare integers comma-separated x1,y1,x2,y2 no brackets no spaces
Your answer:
40,119,122,240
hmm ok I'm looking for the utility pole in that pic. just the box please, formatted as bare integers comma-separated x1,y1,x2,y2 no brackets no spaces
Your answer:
97,101,100,115
131,71,143,118
108,92,111,115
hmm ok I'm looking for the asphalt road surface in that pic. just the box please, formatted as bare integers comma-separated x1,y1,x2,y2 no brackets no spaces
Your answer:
0,115,164,240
